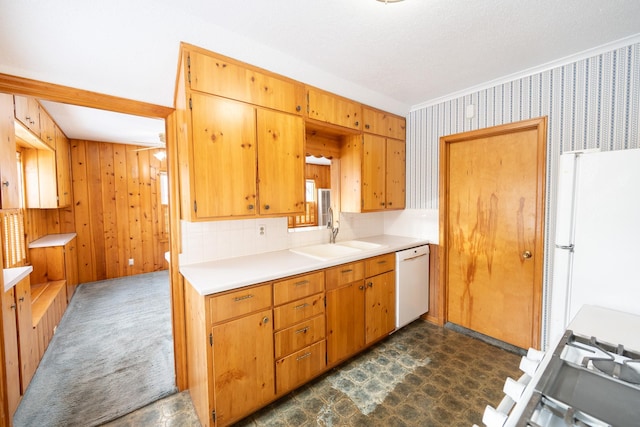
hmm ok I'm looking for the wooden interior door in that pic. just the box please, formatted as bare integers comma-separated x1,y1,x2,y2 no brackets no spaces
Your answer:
440,118,546,349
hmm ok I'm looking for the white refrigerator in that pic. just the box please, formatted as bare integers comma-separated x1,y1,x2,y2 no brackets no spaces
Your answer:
549,148,640,344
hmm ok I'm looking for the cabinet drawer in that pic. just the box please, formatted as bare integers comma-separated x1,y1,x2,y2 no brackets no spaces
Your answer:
325,261,364,291
273,271,324,305
275,340,326,394
209,283,272,324
274,314,325,359
365,253,395,277
274,293,324,330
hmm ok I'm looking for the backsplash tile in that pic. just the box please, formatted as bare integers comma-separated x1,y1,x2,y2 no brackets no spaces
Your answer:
179,210,418,265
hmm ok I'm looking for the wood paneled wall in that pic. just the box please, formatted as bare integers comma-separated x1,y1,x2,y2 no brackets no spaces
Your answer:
70,140,168,283
305,163,330,189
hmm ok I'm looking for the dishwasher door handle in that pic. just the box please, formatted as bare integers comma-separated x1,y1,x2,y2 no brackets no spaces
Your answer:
401,253,428,262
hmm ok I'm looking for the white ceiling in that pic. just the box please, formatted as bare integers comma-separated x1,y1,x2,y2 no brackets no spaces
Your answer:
1,0,640,145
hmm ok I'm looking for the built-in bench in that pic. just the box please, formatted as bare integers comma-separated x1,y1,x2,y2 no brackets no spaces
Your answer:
30,280,67,360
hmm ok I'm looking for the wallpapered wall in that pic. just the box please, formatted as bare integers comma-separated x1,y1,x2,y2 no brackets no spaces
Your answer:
406,40,640,347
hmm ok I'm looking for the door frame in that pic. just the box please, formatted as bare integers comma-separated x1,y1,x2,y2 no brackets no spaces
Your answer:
0,74,187,400
438,117,547,349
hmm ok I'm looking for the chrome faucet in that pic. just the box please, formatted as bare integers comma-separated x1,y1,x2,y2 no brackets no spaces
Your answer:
327,207,339,243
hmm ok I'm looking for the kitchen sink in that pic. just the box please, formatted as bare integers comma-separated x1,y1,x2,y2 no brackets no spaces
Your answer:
290,244,361,261
289,240,385,261
335,240,384,250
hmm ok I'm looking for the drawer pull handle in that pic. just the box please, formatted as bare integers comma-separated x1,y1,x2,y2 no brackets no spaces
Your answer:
295,326,310,334
294,280,310,286
233,294,254,302
297,352,312,361
341,269,353,273
294,303,310,310
377,260,387,265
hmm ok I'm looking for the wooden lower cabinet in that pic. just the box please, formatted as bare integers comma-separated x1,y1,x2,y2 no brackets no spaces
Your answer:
212,309,275,426
326,254,395,364
326,281,365,364
184,252,397,427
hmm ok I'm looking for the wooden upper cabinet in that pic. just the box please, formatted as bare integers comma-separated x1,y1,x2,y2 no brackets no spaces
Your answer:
189,93,257,219
256,109,305,216
55,126,72,207
0,94,21,208
188,50,304,115
362,106,406,140
386,138,406,210
306,87,362,131
341,134,406,213
362,134,387,211
40,111,56,150
13,95,41,137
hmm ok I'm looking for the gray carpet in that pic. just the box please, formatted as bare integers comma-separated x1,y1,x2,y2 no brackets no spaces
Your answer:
13,271,177,427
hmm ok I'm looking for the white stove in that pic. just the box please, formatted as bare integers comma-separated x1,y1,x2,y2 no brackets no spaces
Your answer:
477,306,640,427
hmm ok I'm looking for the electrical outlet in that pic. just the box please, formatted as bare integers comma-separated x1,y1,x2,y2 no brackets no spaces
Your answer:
129,258,134,266
258,224,266,237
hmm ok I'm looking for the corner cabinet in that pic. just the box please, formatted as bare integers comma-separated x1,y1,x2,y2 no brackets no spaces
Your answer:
177,47,305,220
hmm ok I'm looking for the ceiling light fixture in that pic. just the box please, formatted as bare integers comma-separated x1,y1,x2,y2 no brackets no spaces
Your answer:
153,150,167,161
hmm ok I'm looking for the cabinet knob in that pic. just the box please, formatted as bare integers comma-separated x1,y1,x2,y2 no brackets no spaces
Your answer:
264,204,270,210
248,204,254,210
262,316,270,324
10,304,16,309
380,202,385,206
2,181,9,187
355,121,359,127
296,105,301,112
367,282,373,288
365,124,370,129
388,202,392,206
359,285,365,290
18,297,24,302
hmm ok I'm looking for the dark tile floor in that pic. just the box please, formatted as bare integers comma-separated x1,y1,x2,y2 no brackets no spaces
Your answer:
103,320,522,426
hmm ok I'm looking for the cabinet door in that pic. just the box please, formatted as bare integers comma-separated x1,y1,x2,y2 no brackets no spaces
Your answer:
190,93,257,218
2,287,20,416
55,128,72,207
363,107,406,140
40,111,56,149
23,148,58,209
212,309,274,426
326,282,365,364
189,51,304,115
306,87,362,131
365,270,396,345
14,95,41,136
256,109,305,215
15,276,37,393
386,138,406,210
362,134,386,211
0,94,20,208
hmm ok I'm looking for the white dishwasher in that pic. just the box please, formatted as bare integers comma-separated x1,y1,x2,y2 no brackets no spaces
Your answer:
395,245,429,329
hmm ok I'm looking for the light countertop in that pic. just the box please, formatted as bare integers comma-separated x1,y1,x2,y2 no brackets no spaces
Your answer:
28,233,77,249
3,266,33,292
180,234,430,296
